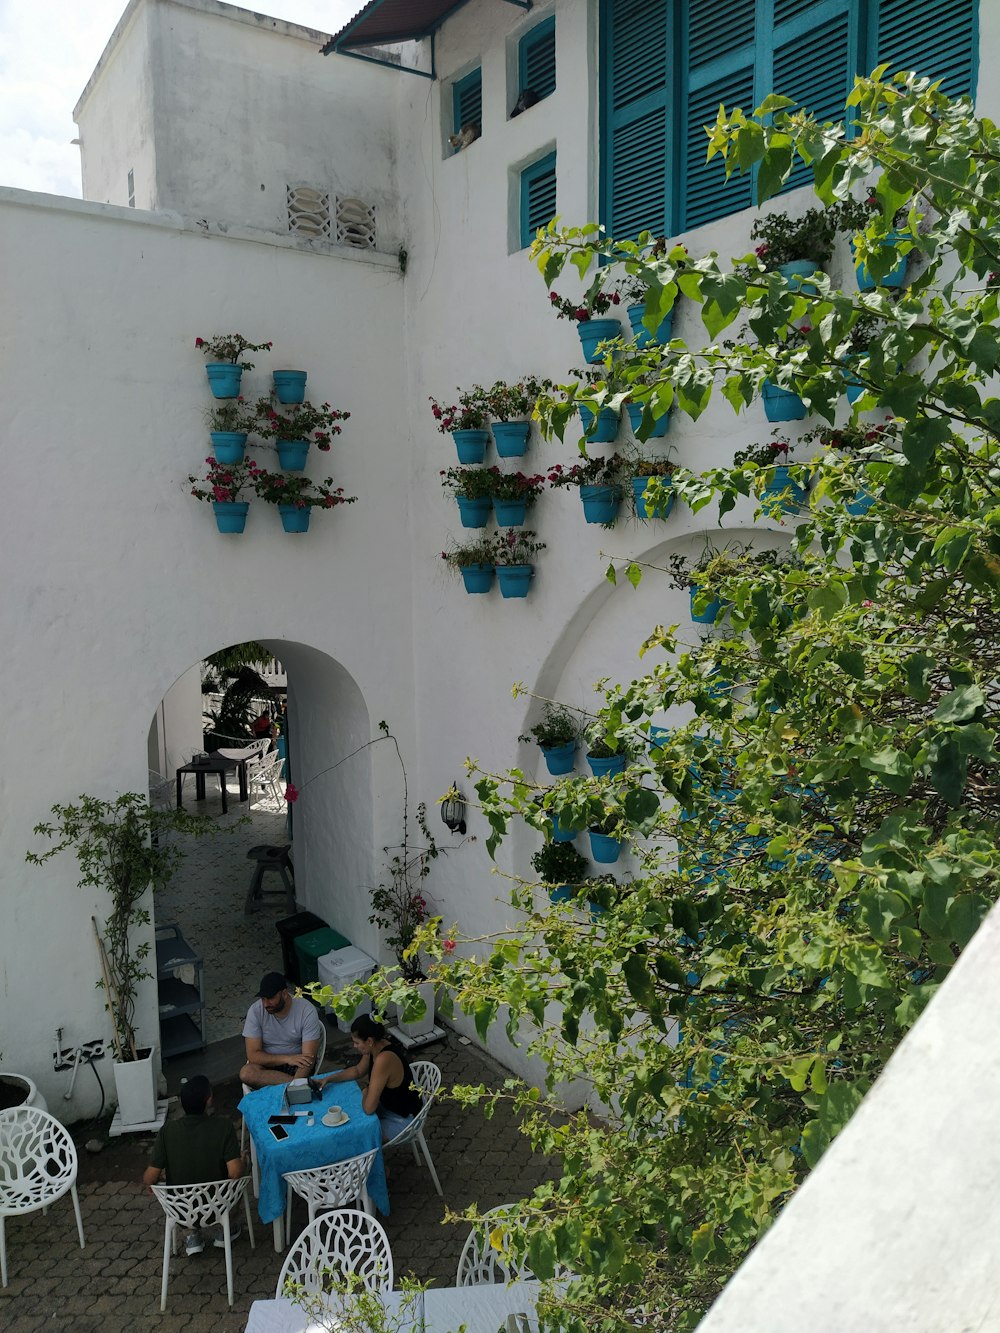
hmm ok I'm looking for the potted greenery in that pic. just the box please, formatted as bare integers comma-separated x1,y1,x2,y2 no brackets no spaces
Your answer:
254,398,351,471
189,456,256,534
250,464,357,533
440,534,498,595
588,808,623,864
520,703,580,775
548,284,623,363
429,388,491,462
484,377,551,456
624,373,672,440
630,455,677,520
440,465,495,528
488,468,547,527
531,841,588,905
617,254,687,348
733,437,808,514
204,397,255,465
547,453,629,526
667,546,751,624
759,323,814,422
584,724,635,778
837,313,884,403
853,192,914,291
493,529,545,598
26,794,217,1127
806,420,897,515
582,873,618,918
561,368,621,442
194,332,272,399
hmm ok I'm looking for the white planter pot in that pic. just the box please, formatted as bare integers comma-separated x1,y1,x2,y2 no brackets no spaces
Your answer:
113,1047,158,1126
0,1072,48,1114
396,981,436,1040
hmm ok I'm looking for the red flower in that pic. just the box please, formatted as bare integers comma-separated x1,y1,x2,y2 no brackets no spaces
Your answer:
285,782,299,803
443,939,456,954
575,307,589,322
611,291,621,305
195,337,204,347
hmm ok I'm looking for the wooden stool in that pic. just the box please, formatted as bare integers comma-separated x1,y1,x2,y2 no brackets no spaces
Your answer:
245,844,295,915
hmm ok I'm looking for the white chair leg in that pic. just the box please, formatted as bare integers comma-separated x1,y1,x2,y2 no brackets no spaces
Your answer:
417,1130,444,1197
411,1142,420,1164
70,1183,85,1249
222,1214,235,1308
1,1213,8,1288
361,1184,374,1216
250,1134,260,1197
285,1183,292,1248
243,1189,256,1250
160,1219,173,1312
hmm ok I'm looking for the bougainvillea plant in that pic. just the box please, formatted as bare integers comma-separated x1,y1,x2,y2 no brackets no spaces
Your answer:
253,399,350,450
188,457,255,503
194,333,272,370
428,386,491,433
548,286,621,321
249,464,357,509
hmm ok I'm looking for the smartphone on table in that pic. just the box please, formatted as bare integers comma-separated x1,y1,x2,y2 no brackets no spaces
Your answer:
268,1123,289,1142
268,1114,296,1125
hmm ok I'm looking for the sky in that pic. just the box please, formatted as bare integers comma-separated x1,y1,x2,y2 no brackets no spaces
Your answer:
0,0,360,197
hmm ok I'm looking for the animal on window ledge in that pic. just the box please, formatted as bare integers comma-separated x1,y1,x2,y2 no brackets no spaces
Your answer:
448,121,481,152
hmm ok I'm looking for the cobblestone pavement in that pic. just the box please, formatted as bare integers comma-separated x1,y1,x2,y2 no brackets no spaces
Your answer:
0,1034,557,1332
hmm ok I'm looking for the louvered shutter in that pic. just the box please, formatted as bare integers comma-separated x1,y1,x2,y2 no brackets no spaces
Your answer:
453,68,482,134
772,1,855,193
521,152,557,248
876,0,977,99
520,17,556,101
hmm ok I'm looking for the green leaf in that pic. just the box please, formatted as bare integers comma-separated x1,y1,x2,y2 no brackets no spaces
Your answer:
903,653,935,703
623,953,656,1007
623,787,660,832
934,684,984,723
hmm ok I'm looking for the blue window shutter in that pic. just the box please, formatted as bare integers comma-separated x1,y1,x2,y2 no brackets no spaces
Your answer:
772,1,856,193
875,0,978,100
453,68,482,135
519,16,556,101
521,151,557,249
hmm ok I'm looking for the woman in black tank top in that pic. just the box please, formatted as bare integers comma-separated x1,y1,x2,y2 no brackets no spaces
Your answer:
319,1014,422,1140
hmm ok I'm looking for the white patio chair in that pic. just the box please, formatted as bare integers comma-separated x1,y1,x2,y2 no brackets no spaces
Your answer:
0,1106,85,1288
148,769,173,810
283,1148,378,1242
456,1203,534,1286
241,1021,328,1194
247,751,285,808
382,1060,443,1197
151,1176,255,1311
276,1207,393,1297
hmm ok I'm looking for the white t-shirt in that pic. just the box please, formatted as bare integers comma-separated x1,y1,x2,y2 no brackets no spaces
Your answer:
242,995,322,1055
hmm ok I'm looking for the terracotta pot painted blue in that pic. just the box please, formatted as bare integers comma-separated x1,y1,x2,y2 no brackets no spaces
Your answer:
648,725,670,749
776,259,820,294
211,501,249,533
452,429,489,464
577,318,622,363
272,370,307,404
588,752,626,778
549,885,576,904
491,421,530,457
854,231,911,291
205,363,243,399
761,380,807,422
456,495,492,528
589,831,622,864
496,563,533,598
210,431,247,464
632,474,674,520
493,498,529,527
276,439,309,470
459,563,495,593
627,303,674,348
549,813,576,843
690,586,724,624
761,464,808,513
588,899,609,920
278,504,311,533
541,741,576,776
579,406,619,442
580,484,622,525
625,402,670,438
846,488,875,516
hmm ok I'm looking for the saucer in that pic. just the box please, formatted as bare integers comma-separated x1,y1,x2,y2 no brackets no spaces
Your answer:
322,1110,349,1127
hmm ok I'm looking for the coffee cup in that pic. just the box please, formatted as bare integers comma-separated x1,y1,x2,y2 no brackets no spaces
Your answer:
328,1105,341,1118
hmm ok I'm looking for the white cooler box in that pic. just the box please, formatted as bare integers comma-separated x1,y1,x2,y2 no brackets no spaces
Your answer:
317,945,376,1024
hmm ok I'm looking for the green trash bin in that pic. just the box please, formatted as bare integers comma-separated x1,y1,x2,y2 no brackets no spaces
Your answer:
294,927,351,987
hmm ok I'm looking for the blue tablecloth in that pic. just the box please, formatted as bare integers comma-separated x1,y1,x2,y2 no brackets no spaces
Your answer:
239,1080,389,1223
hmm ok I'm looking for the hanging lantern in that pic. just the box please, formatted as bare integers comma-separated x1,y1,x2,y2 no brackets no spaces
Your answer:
441,783,466,834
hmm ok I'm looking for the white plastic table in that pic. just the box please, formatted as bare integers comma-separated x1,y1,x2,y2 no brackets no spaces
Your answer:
244,1280,549,1333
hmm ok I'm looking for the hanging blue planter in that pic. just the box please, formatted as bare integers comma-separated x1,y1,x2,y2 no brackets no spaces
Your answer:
761,465,808,514
496,564,533,598
577,318,621,363
846,488,876,516
205,364,243,399
690,586,724,624
210,431,247,464
578,406,619,442
589,831,622,865
452,429,490,464
761,380,807,423
456,495,492,528
579,485,622,526
491,421,530,457
211,501,249,534
632,474,674,520
648,726,670,750
549,814,576,843
842,358,867,404
459,563,495,594
276,439,309,471
278,504,311,533
493,499,529,527
588,752,626,778
854,232,911,291
625,402,670,438
549,885,576,905
626,303,674,348
272,370,307,404
540,741,576,776
775,259,821,294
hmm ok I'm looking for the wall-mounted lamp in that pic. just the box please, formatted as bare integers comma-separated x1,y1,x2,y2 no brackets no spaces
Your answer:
441,783,466,834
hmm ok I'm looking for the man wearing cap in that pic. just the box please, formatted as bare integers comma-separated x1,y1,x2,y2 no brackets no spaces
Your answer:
239,971,324,1088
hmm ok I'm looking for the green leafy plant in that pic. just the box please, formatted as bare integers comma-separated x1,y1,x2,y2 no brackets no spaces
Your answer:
630,454,677,478
548,286,622,321
485,377,552,421
748,202,859,268
284,1272,431,1333
204,398,255,433
488,468,547,503
194,333,272,369
520,703,581,749
440,535,497,570
531,840,587,885
546,453,629,489
254,399,350,449
732,436,792,468
428,387,490,432
249,465,356,510
439,466,496,501
492,529,546,564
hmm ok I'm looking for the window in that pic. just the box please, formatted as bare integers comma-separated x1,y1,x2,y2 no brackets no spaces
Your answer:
601,0,978,240
518,16,556,106
453,67,483,137
520,151,557,249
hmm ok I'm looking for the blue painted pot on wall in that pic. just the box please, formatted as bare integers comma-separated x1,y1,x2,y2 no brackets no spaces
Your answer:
541,741,576,776
690,586,724,624
588,752,626,778
459,563,494,593
842,359,866,404
846,488,876,516
761,465,808,513
648,725,670,749
761,380,807,422
854,232,911,291
276,439,309,470
206,364,243,399
278,504,311,533
493,499,529,527
456,496,492,528
625,402,670,438
627,303,674,348
577,318,621,363
492,421,530,457
549,813,576,843
589,832,622,864
580,485,622,525
496,563,533,598
452,429,489,464
549,885,576,904
632,474,674,520
579,406,619,442
211,501,249,534
775,259,820,293
210,431,247,464
272,370,307,404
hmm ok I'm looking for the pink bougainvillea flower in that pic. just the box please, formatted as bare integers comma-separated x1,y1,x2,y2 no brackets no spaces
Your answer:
285,782,299,803
195,337,204,347
443,939,456,954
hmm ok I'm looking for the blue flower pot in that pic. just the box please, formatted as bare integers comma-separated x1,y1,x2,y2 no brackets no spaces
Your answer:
625,402,670,438
456,495,492,528
577,318,622,364
761,380,807,422
627,303,674,348
541,741,576,776
588,753,626,778
580,485,622,526
549,813,577,843
648,726,670,749
776,259,820,294
205,363,243,399
549,885,576,904
278,504,311,533
690,586,724,624
492,421,530,457
272,370,307,404
276,439,309,471
211,501,249,534
846,488,875,516
493,499,529,527
459,563,495,593
452,429,489,464
496,564,533,598
210,431,247,464
761,464,808,514
579,406,619,442
854,231,911,291
632,474,674,520
589,832,622,864
842,359,866,404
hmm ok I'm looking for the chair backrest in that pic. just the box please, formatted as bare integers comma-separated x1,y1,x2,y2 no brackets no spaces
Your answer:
283,1150,377,1213
0,1107,78,1213
312,1022,328,1076
382,1060,439,1149
151,1177,249,1229
277,1208,393,1297
455,1204,534,1287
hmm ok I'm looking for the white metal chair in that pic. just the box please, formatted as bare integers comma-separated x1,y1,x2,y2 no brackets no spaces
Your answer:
241,1021,328,1194
382,1060,443,1197
456,1203,534,1286
150,1177,255,1311
247,751,285,808
283,1148,378,1242
0,1106,85,1288
147,769,174,810
277,1207,393,1297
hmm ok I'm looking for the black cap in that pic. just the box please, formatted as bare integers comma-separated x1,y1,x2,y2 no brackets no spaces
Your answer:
257,971,287,998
